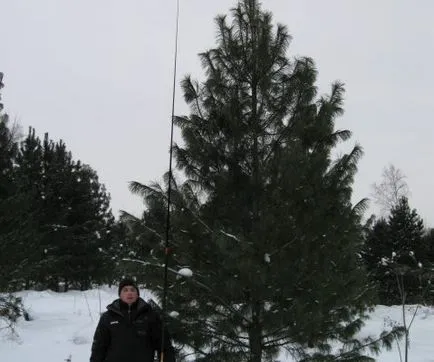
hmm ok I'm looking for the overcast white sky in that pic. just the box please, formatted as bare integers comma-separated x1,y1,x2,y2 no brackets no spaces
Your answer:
2,0,433,226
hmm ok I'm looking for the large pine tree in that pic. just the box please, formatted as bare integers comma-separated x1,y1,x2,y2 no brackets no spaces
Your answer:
123,1,403,360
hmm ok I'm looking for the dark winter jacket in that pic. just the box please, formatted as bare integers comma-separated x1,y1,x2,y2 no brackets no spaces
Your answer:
90,298,176,362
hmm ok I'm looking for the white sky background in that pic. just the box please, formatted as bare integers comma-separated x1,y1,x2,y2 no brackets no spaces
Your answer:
1,0,433,226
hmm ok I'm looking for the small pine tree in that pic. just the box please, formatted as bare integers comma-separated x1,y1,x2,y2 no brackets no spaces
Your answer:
37,136,115,290
0,74,30,329
0,72,18,198
0,82,41,290
61,162,115,289
2,126,115,291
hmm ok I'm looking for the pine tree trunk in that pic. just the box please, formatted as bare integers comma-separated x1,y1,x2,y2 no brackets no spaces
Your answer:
248,9,262,362
248,301,263,362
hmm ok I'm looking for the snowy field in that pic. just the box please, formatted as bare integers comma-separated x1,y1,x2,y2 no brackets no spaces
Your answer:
1,287,434,361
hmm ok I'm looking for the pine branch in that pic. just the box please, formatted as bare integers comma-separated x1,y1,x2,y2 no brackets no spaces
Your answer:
195,320,250,349
268,235,304,257
119,211,168,244
303,326,405,361
262,325,290,340
263,335,292,348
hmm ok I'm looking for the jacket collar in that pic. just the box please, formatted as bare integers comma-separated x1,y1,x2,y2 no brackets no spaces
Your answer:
107,297,150,317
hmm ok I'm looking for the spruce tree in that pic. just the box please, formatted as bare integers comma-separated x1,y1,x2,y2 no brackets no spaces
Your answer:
387,197,426,304
124,1,403,360
388,197,425,263
363,197,428,305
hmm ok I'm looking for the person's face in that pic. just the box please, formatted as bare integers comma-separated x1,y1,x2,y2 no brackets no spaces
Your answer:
120,286,139,305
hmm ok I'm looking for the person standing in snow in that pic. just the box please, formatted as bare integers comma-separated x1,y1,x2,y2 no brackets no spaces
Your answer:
90,278,176,362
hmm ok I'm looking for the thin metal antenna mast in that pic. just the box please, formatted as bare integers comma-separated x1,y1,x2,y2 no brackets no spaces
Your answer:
160,0,180,360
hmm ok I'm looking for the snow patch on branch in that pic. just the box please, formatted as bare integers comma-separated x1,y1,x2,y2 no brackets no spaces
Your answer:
220,230,240,242
177,268,193,278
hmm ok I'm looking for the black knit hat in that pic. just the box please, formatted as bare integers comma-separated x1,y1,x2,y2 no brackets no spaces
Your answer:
118,278,140,296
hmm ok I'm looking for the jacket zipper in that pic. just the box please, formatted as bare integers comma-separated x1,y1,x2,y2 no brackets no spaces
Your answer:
128,304,131,323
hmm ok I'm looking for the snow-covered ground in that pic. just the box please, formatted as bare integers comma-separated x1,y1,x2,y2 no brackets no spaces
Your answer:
1,287,434,361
